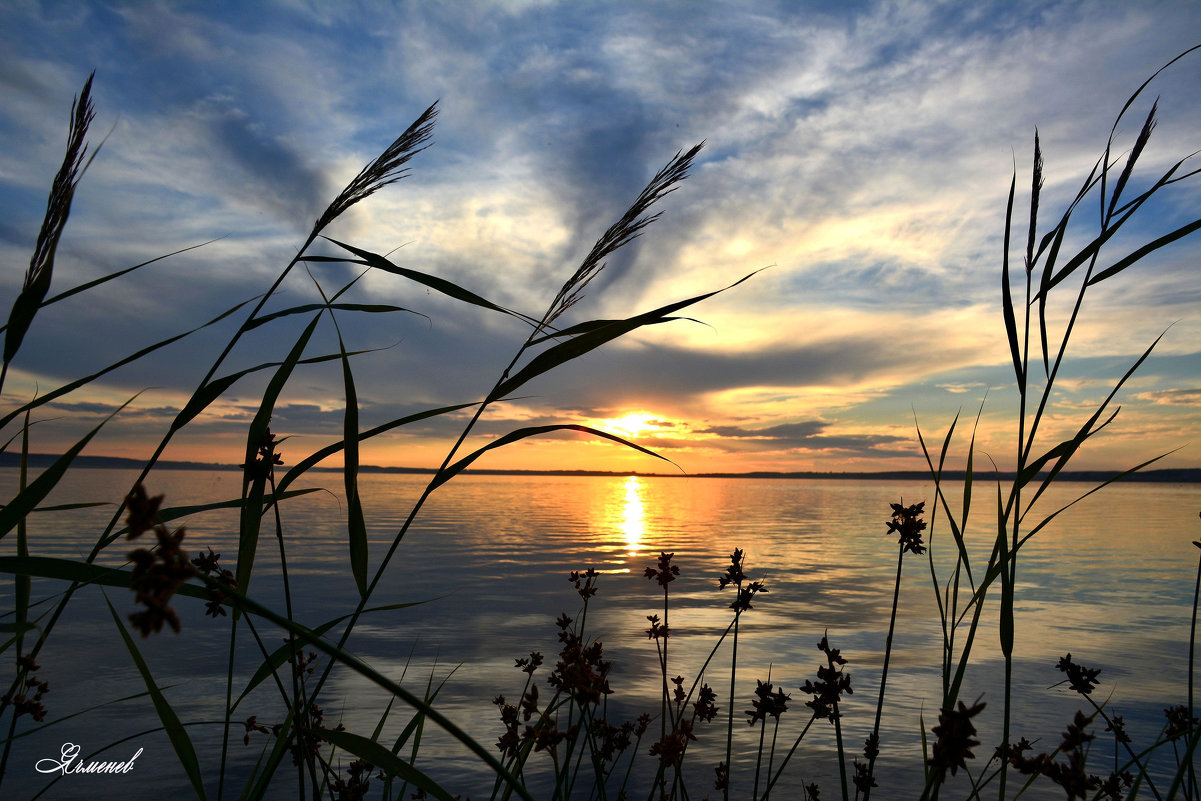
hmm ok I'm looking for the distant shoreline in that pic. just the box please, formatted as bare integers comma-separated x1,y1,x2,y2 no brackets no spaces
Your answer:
1,453,1197,483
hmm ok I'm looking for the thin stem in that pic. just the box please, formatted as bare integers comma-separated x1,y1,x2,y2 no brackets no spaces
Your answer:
753,718,767,801
864,544,904,800
834,704,849,801
1189,529,1201,797
266,466,310,801
725,604,741,801
761,713,817,800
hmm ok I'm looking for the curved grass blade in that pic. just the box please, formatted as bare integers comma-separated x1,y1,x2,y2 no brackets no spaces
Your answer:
103,593,207,800
17,501,110,513
0,555,211,602
1086,216,1201,287
308,241,539,325
0,396,134,540
1020,449,1179,537
1035,151,1198,300
494,269,763,400
246,302,423,331
393,663,459,758
429,424,676,492
2,685,178,742
1036,218,1067,375
0,239,223,334
526,315,697,347
338,335,369,598
274,401,478,495
0,298,255,432
1034,45,1201,299
101,488,321,548
308,728,457,801
171,343,377,433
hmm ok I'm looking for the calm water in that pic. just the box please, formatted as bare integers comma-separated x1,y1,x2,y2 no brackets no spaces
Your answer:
2,468,1198,800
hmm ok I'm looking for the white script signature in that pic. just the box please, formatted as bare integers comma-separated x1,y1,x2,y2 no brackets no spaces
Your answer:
35,742,143,775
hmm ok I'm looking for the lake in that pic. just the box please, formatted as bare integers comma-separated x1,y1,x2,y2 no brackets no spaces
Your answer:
2,468,1199,800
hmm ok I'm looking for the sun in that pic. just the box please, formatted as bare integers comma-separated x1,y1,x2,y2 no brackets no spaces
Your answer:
599,411,658,439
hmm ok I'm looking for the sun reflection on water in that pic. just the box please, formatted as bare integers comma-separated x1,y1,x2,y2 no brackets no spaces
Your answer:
619,475,645,557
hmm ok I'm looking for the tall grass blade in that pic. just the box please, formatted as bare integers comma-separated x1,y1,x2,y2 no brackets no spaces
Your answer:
1019,448,1179,537
340,342,368,597
1036,219,1068,375
104,593,207,800
996,480,1013,659
1022,328,1166,510
915,414,973,586
1001,173,1024,392
235,313,321,594
527,314,696,347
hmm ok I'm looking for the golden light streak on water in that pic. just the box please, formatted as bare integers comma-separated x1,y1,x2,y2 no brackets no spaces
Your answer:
620,475,646,557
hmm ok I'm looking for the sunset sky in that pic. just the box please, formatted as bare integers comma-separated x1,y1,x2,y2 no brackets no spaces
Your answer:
0,1,1198,474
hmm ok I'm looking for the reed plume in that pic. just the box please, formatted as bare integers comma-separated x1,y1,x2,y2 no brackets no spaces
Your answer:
313,101,438,233
541,142,703,330
2,72,98,390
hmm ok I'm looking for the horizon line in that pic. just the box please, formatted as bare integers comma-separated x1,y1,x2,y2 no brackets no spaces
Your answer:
1,453,1197,483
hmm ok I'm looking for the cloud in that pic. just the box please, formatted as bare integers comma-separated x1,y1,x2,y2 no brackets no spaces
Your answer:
1137,388,1201,406
687,419,910,456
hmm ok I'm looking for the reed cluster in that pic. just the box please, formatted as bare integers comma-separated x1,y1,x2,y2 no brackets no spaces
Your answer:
1,47,1199,801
